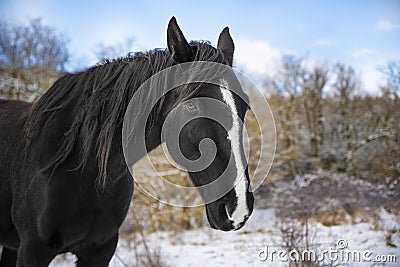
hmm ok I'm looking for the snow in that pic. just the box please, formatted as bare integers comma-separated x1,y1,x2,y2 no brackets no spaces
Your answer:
49,208,399,267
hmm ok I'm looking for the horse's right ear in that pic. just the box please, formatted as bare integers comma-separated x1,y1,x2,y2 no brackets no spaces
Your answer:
167,17,194,63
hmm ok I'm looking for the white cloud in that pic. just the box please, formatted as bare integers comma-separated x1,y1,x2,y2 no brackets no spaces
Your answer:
375,20,400,31
313,39,339,47
351,48,378,58
358,67,382,95
351,53,388,95
234,38,282,79
344,48,384,94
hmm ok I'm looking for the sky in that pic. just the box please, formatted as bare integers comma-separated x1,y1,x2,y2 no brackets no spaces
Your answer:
1,0,399,94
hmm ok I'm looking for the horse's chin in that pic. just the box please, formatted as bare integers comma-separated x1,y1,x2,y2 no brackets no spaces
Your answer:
205,204,235,231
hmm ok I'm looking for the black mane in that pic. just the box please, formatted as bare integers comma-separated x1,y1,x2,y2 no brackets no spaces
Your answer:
25,41,229,186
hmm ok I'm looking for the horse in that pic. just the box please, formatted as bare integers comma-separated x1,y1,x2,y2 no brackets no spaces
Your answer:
0,17,254,266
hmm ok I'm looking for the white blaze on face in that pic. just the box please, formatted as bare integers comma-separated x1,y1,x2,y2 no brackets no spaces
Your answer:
219,79,249,228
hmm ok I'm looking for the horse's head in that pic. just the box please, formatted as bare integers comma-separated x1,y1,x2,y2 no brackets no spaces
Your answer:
163,17,254,231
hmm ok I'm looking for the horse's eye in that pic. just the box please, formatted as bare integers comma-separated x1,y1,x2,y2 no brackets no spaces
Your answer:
185,101,198,111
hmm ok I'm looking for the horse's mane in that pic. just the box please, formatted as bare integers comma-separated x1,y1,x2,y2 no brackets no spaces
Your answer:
25,41,229,187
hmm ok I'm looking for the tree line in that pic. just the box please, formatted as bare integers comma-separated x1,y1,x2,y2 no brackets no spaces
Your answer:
264,56,399,185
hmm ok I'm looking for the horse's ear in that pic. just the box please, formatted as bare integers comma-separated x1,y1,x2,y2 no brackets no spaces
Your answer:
217,27,234,66
167,17,193,63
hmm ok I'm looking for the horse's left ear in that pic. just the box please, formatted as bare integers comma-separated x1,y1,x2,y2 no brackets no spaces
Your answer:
167,17,194,63
217,27,234,66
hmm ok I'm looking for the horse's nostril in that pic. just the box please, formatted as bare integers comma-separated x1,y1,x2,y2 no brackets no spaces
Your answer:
217,202,232,221
224,204,233,221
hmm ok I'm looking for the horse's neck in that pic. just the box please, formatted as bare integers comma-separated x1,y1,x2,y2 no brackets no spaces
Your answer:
125,118,164,165
123,101,168,166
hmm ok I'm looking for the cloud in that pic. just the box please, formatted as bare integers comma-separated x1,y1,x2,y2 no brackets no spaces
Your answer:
313,39,339,47
350,51,390,95
234,38,282,79
361,68,382,95
375,20,400,31
351,48,378,58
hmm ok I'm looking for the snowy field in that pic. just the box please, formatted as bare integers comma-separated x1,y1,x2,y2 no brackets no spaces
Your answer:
50,208,399,267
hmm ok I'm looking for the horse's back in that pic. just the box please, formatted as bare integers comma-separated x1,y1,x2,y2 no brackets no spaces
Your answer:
0,99,31,113
0,99,31,178
0,99,31,249
0,99,31,138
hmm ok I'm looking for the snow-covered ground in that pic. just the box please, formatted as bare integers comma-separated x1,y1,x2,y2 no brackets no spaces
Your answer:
50,208,399,267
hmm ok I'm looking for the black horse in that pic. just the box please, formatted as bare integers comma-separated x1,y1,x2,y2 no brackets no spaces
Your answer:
0,17,254,266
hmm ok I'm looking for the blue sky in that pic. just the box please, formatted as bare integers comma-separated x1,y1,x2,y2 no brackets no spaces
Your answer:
1,0,399,94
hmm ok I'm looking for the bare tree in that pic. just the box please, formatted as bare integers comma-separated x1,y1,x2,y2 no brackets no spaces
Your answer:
331,63,359,170
94,38,136,61
270,56,304,150
378,61,400,181
381,61,400,94
0,18,69,101
301,64,328,157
